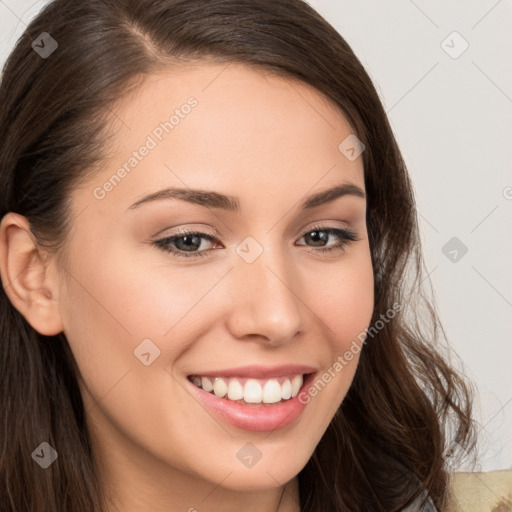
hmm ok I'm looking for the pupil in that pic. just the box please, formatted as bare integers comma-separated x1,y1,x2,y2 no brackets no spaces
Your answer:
308,230,327,246
178,235,200,251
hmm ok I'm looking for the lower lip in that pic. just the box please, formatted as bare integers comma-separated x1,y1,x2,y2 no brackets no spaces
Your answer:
186,373,316,432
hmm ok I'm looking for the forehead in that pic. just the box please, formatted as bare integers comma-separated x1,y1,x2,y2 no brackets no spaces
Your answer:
107,60,355,157
77,61,364,217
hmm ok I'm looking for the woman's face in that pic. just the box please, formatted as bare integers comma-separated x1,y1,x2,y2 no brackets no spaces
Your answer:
56,62,374,503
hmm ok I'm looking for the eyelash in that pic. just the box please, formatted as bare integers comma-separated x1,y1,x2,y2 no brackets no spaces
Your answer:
153,224,360,259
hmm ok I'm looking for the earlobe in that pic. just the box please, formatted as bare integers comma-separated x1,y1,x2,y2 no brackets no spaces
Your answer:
0,212,64,336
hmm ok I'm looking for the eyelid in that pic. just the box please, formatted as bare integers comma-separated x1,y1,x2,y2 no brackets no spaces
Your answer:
152,221,351,245
152,224,222,240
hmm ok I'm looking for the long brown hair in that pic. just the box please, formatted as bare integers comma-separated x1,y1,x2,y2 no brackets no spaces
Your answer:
0,1,476,510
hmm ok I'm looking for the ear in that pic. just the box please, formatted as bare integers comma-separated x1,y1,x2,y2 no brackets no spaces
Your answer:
0,212,64,336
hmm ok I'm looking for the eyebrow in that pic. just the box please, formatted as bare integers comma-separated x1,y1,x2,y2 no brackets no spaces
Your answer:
127,182,366,212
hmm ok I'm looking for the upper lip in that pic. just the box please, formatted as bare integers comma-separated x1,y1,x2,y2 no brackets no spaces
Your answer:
188,364,317,379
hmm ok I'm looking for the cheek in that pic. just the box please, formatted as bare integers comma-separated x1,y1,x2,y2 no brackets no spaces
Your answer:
57,239,178,405
316,247,375,350
304,249,374,406
60,236,201,349
57,241,204,467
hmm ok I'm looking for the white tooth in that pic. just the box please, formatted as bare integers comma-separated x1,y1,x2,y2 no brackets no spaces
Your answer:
263,379,282,403
213,378,227,398
281,379,292,400
191,376,201,387
227,378,244,400
244,379,263,403
291,375,303,397
201,376,213,392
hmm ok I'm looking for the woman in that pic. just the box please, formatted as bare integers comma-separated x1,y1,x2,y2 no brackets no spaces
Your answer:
0,0,476,510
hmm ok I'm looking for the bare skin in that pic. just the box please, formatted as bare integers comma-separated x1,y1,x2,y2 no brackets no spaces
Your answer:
0,61,374,512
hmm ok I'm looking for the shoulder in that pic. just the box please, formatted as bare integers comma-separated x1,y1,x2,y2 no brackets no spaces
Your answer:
400,492,438,512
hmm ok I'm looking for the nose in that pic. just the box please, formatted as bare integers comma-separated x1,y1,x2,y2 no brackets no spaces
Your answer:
225,242,304,347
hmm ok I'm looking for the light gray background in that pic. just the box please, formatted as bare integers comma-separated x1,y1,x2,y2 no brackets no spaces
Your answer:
1,0,511,471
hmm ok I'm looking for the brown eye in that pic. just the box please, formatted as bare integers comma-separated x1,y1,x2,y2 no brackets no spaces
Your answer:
154,231,218,258
297,226,360,253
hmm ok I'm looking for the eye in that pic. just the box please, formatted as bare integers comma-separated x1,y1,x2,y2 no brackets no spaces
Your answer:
153,224,360,259
296,224,360,254
153,230,218,258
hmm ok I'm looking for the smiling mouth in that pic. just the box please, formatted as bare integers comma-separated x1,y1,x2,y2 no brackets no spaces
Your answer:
187,373,312,406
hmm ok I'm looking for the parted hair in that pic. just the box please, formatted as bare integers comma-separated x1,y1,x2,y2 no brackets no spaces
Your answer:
0,1,476,510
